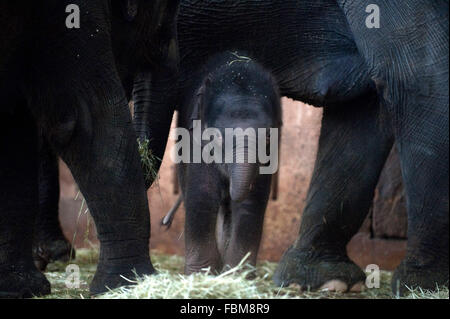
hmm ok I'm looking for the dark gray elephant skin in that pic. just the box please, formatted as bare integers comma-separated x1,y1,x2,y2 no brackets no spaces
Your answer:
134,0,449,294
175,52,281,274
33,137,75,272
31,0,180,273
0,0,179,297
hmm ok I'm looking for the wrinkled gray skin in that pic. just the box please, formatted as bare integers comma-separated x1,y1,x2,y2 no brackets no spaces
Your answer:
176,52,282,273
134,0,449,295
0,0,179,297
31,0,180,273
33,138,75,272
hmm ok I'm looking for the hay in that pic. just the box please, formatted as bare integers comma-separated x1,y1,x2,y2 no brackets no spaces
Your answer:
41,249,97,299
137,138,161,183
401,286,450,299
39,249,449,299
100,253,300,299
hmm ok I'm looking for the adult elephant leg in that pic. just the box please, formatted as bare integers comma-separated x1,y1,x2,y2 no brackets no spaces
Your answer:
0,105,51,298
224,175,271,269
274,95,394,292
133,70,178,188
33,136,74,271
45,90,155,295
182,165,222,274
391,97,449,295
337,0,449,296
33,64,155,295
28,3,158,294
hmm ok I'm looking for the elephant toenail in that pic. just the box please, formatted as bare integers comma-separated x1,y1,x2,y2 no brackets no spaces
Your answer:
320,280,348,292
350,282,366,292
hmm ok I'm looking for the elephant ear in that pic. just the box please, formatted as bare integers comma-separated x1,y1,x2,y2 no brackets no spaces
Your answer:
121,0,140,22
189,76,211,130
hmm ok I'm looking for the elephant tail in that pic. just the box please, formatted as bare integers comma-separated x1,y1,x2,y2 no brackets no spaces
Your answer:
161,195,183,229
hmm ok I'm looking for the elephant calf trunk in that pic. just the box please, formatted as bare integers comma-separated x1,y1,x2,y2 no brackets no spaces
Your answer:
229,163,258,203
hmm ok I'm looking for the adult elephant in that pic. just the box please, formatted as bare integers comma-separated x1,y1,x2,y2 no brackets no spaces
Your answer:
134,0,449,295
31,0,180,272
0,0,179,297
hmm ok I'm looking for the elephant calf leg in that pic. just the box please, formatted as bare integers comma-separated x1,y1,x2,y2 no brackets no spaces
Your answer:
0,105,51,298
274,96,393,292
184,193,222,275
223,178,271,271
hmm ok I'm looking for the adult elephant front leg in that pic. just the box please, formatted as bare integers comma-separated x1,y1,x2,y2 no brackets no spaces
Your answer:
337,0,449,296
29,6,155,296
274,95,394,292
43,89,155,295
391,91,449,295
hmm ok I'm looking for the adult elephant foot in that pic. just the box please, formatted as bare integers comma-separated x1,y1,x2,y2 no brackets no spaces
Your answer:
33,238,75,271
392,258,449,296
90,259,155,296
0,265,51,298
273,247,366,293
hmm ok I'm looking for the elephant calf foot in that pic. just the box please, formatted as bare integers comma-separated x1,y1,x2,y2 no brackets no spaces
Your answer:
90,259,155,296
185,260,222,275
273,247,366,293
0,264,51,298
33,238,76,271
185,254,222,275
392,258,449,296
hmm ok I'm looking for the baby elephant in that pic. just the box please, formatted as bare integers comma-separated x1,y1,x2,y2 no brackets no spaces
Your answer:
172,52,282,274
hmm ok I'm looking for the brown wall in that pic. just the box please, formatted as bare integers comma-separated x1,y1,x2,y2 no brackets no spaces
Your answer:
58,98,407,270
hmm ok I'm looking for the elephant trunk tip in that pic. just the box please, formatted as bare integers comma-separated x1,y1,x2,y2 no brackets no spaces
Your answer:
230,185,246,203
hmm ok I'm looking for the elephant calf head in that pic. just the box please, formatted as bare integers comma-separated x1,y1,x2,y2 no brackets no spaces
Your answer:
190,51,282,202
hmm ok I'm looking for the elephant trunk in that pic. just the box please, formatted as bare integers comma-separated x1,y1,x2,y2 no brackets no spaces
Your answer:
132,70,177,189
132,72,152,141
229,162,258,203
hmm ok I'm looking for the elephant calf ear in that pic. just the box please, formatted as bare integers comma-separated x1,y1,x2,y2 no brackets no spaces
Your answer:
122,0,140,22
